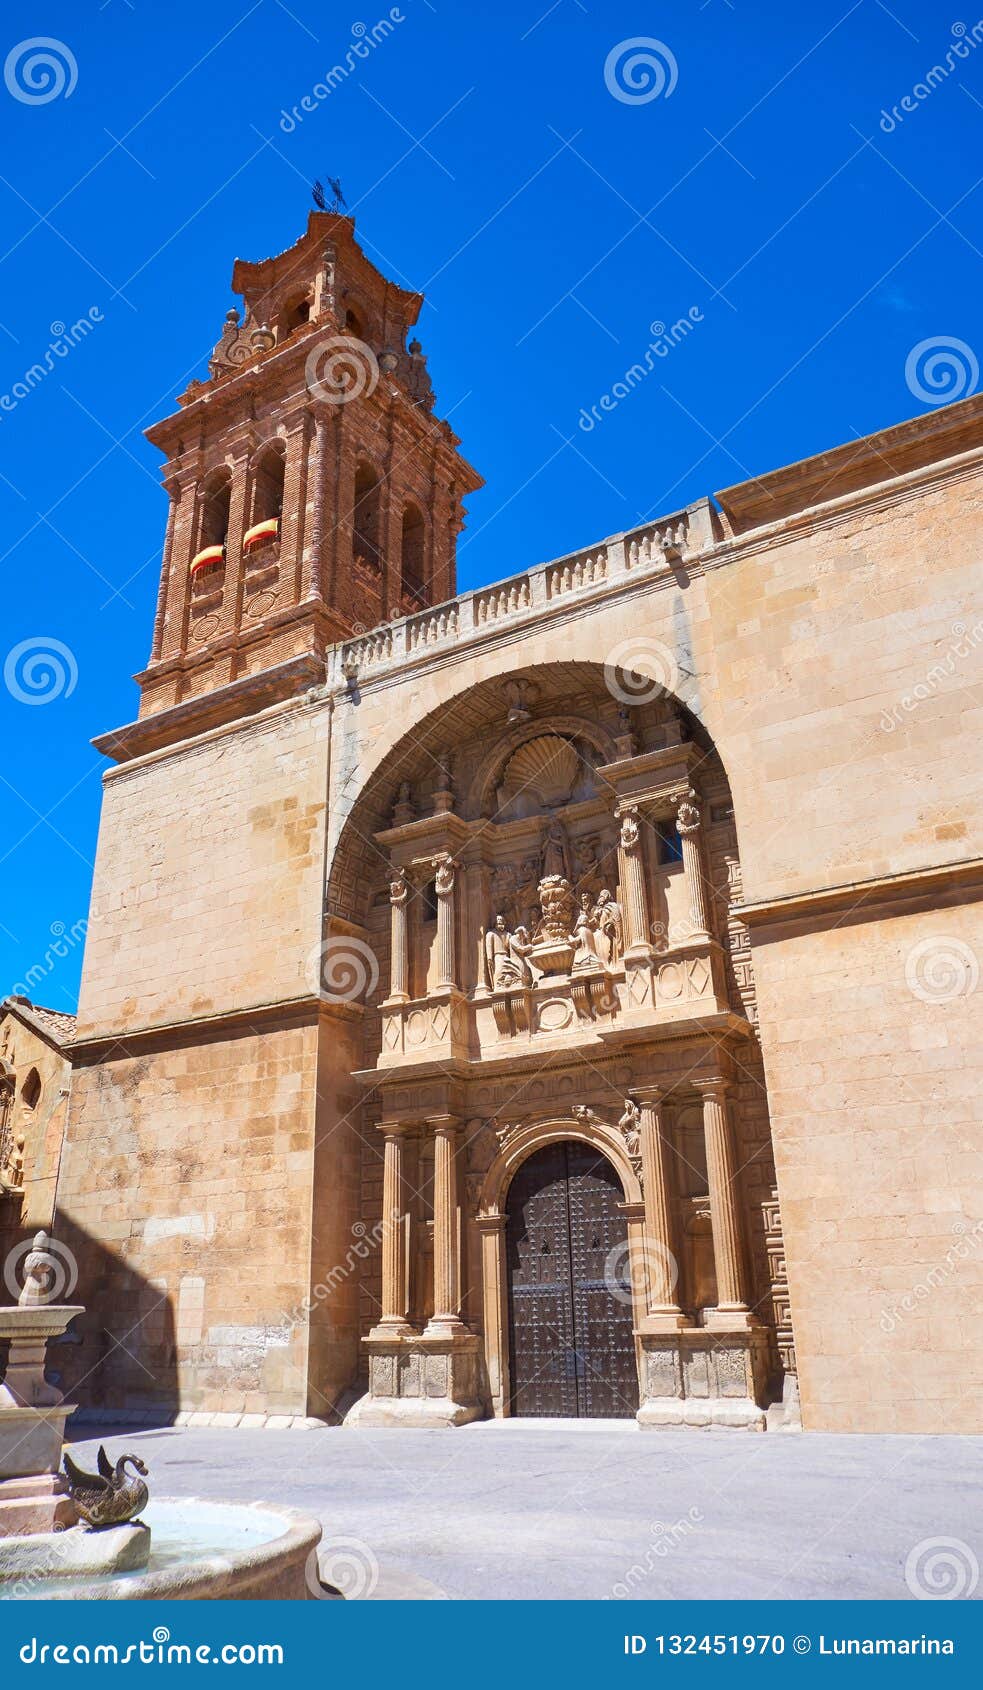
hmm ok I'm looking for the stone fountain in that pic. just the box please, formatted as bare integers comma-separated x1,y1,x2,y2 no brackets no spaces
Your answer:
0,1232,83,1537
0,1233,323,1599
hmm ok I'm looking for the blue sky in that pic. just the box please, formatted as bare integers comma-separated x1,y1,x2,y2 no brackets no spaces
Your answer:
0,0,980,1009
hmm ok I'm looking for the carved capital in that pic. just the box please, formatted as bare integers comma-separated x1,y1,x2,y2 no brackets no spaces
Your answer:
618,802,641,852
693,1074,731,1100
675,787,702,836
389,868,409,906
432,852,455,896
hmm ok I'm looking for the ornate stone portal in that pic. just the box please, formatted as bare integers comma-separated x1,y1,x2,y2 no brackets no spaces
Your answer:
343,690,786,1431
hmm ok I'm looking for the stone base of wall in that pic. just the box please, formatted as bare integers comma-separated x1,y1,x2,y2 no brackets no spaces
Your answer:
636,1327,770,1430
347,1332,483,1427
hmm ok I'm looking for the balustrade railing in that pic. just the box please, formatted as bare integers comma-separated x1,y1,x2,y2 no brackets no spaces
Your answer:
336,503,704,683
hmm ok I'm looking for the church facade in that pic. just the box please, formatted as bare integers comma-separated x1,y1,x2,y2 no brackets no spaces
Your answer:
48,214,982,1435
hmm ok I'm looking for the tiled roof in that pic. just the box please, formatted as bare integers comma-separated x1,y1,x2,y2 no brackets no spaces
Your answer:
1,996,76,1048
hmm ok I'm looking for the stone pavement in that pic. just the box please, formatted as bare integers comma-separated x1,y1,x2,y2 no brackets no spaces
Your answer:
69,1421,983,1602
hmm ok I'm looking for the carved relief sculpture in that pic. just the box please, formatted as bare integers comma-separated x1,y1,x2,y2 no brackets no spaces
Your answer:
592,889,623,968
530,875,578,976
485,916,534,989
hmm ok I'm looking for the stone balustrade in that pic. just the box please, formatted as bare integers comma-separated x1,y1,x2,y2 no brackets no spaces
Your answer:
332,500,711,685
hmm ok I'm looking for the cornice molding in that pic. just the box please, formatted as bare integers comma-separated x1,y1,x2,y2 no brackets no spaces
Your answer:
737,856,983,935
67,990,360,1061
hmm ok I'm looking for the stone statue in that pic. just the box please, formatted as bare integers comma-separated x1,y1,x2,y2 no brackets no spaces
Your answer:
572,891,599,968
392,782,415,826
618,1097,641,1158
485,916,533,988
592,889,623,967
541,815,571,880
18,1232,59,1307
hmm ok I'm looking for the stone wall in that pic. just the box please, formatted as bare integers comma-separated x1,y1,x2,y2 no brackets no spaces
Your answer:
752,900,983,1433
75,702,329,1037
58,1023,318,1417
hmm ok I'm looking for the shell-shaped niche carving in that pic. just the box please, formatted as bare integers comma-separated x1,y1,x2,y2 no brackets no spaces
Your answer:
498,735,581,816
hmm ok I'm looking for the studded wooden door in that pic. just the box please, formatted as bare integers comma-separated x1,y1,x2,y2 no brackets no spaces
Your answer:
505,1141,637,1418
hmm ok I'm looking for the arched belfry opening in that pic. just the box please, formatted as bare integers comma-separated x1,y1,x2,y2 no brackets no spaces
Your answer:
323,660,789,1431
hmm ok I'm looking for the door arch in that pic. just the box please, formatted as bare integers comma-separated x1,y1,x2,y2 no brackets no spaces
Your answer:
505,1141,638,1418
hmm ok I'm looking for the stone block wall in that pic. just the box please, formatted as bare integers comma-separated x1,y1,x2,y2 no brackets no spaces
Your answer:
752,899,983,1433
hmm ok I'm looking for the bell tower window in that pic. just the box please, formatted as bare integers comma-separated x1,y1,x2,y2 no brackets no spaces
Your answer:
191,470,231,585
199,472,231,551
400,503,427,610
353,463,382,573
244,443,285,555
279,295,311,339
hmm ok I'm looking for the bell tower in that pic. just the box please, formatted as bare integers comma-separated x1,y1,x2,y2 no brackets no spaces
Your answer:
138,212,483,721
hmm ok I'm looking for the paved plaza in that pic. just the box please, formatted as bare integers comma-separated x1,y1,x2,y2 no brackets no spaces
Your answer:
69,1421,983,1602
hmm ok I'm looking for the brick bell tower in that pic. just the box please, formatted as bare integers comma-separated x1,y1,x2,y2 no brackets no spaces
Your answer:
137,212,483,725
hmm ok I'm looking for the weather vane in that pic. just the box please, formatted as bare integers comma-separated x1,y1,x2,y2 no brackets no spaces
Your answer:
312,177,347,213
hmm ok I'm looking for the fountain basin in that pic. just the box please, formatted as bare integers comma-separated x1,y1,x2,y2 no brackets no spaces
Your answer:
0,1521,150,1589
0,1498,322,1601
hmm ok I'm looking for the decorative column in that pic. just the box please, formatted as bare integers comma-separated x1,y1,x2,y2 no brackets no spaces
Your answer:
302,408,330,601
279,410,310,600
432,853,458,991
616,804,652,960
425,1116,466,1336
219,448,251,650
696,1077,753,1324
374,1125,413,1334
476,1213,509,1414
462,860,489,997
387,868,409,1002
634,1089,687,1328
150,479,180,661
675,788,712,942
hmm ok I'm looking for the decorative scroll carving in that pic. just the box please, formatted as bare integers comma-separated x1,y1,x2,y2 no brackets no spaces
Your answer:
208,307,273,379
676,788,702,836
492,1119,521,1152
432,853,455,896
619,803,641,851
